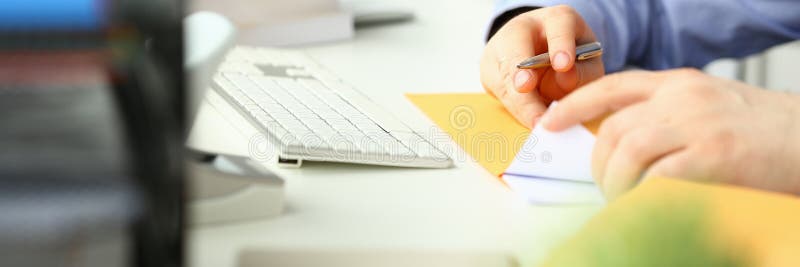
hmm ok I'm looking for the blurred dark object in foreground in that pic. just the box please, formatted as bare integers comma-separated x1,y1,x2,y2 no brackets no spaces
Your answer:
0,0,185,267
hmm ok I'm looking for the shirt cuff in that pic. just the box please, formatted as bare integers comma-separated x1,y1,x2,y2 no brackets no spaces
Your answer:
486,0,606,44
486,6,538,42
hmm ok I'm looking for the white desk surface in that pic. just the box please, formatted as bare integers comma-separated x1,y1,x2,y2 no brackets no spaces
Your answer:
187,1,601,266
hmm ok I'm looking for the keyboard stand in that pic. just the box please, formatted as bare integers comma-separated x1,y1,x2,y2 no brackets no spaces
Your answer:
187,149,285,224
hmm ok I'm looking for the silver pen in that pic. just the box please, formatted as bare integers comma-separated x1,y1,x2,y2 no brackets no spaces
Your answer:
517,42,603,69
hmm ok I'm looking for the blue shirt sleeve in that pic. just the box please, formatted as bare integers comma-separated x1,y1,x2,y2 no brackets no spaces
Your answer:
491,0,800,72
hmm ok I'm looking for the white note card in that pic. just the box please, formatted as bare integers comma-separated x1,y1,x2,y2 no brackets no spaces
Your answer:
503,174,604,204
502,102,605,204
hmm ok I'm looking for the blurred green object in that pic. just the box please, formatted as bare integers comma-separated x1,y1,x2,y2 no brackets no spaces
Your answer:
540,186,750,267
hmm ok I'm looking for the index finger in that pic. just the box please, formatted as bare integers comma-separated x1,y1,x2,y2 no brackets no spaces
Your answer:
541,5,588,72
541,71,664,131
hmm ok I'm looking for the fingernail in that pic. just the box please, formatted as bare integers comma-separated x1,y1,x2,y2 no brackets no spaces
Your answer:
514,70,531,90
553,52,570,70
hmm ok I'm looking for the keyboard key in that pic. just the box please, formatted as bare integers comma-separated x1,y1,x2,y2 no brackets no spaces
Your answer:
311,127,338,139
386,143,417,158
390,132,448,160
304,100,330,110
254,113,275,122
316,109,343,119
291,105,315,115
280,119,307,130
250,95,278,105
329,120,365,134
273,77,305,91
350,118,384,133
226,89,247,99
249,75,282,92
260,103,291,115
324,118,352,127
294,113,320,119
241,103,260,112
223,72,251,85
301,118,328,128
364,133,405,159
249,109,268,117
288,128,314,139
235,97,256,107
269,113,296,120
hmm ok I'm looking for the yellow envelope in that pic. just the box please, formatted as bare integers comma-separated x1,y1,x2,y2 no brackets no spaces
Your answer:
406,93,528,176
406,93,601,176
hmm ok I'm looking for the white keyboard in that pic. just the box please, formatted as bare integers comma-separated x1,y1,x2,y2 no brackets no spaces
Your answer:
211,46,452,168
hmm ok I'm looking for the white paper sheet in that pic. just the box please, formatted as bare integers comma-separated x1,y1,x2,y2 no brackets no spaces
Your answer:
503,174,604,204
502,102,605,204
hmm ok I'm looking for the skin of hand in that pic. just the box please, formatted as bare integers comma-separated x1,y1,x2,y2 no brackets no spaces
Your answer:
540,68,800,200
480,5,605,128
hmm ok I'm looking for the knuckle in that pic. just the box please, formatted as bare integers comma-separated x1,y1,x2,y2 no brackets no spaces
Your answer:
672,68,704,80
500,71,513,88
683,85,719,103
505,15,530,30
704,127,738,159
549,5,578,16
650,159,684,178
597,118,622,142
690,130,739,179
492,18,527,41
617,129,654,161
496,87,509,101
547,31,574,43
600,73,624,92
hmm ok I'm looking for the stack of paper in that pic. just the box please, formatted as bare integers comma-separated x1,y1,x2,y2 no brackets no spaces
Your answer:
502,109,604,204
407,94,604,205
